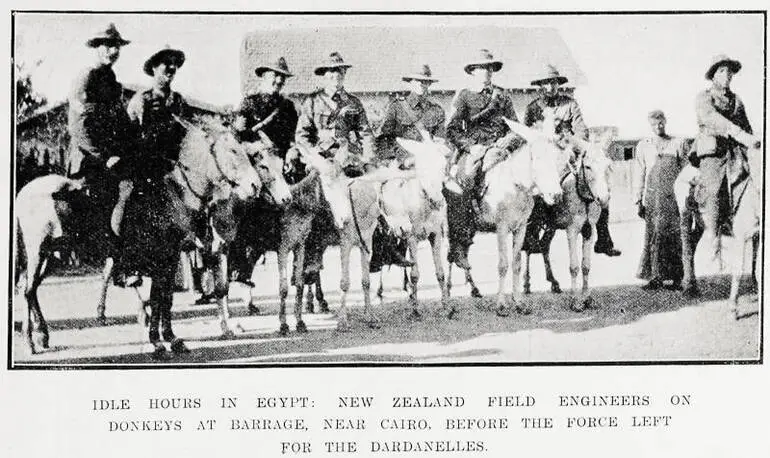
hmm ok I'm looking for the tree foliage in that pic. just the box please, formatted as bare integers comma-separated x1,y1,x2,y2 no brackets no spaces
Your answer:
16,61,47,121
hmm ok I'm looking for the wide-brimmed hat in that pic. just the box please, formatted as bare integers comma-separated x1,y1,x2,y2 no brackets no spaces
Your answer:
705,54,742,80
314,52,352,76
255,56,293,77
402,64,438,83
86,23,131,48
531,64,569,86
464,49,503,74
143,46,186,76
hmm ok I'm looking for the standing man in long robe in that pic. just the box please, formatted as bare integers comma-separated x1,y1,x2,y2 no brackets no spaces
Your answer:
634,110,689,290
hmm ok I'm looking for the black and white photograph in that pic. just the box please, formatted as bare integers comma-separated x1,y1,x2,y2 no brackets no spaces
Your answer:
9,10,764,367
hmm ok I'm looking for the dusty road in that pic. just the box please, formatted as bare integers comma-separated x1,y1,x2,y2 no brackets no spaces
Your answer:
10,221,761,365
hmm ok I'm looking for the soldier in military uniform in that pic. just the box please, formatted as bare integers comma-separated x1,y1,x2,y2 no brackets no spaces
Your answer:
444,49,521,270
523,65,621,257
694,54,760,258
296,52,373,175
368,64,446,271
110,46,188,286
375,64,446,165
229,57,299,284
67,23,135,265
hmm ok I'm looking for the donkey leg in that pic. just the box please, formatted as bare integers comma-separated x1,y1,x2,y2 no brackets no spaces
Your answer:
376,271,384,305
523,252,532,295
511,226,532,315
146,277,165,357
360,246,379,329
495,229,510,317
277,247,291,336
305,283,315,314
728,237,744,319
680,214,699,297
316,277,329,313
215,253,237,338
96,257,114,324
248,283,260,315
430,233,453,318
541,229,561,293
566,227,582,312
24,249,48,353
407,236,421,320
293,246,307,333
337,240,352,332
580,225,597,310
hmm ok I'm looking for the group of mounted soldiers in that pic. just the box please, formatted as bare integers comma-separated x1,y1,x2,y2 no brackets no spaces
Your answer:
64,22,758,293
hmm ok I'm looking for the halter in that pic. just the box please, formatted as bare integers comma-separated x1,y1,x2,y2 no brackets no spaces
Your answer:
172,115,243,204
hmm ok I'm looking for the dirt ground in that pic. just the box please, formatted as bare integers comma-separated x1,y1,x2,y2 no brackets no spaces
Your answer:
10,221,761,366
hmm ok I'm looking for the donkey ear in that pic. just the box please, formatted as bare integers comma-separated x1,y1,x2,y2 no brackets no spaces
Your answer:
294,144,332,175
396,138,426,156
257,130,276,148
502,117,540,143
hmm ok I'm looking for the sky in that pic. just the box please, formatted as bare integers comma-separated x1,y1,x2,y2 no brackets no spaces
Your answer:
13,12,765,138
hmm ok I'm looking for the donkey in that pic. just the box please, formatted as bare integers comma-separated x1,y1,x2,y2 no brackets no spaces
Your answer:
474,119,564,316
366,136,454,319
675,144,761,318
14,118,261,356
522,131,615,311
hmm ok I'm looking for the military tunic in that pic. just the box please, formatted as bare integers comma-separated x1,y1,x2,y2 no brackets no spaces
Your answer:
126,87,188,179
235,92,298,158
296,88,372,157
67,64,134,178
446,85,518,154
375,92,446,162
524,93,588,141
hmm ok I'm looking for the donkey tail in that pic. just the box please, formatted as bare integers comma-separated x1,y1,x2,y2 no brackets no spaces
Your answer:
581,221,593,239
15,219,26,287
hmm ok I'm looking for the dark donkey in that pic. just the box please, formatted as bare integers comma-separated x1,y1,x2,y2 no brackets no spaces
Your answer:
15,117,261,357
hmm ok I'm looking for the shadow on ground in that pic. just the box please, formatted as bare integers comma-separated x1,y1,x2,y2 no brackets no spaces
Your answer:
16,274,760,366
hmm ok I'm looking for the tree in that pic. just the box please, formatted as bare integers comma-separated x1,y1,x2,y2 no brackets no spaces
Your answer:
15,61,47,121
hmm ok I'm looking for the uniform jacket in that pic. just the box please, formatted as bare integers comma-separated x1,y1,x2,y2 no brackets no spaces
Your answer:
375,92,446,160
446,84,518,153
524,93,589,141
126,87,188,163
695,87,752,158
296,88,372,156
235,92,298,158
67,64,133,175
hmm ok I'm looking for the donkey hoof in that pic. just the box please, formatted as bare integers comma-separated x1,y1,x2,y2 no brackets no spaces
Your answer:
683,286,700,298
583,296,597,310
409,309,422,321
495,306,510,317
515,304,532,316
296,321,308,333
305,304,315,314
248,303,260,316
97,315,108,326
279,323,290,336
170,338,190,354
336,320,350,332
151,343,167,360
523,285,531,295
471,287,482,298
367,320,381,329
569,297,585,313
551,283,562,294
32,332,48,352
447,308,458,320
319,300,330,313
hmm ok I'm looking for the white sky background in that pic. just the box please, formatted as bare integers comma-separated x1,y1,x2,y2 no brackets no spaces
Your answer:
14,12,764,139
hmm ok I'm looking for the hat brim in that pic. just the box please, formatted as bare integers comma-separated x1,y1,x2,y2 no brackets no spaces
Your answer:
143,49,186,76
86,37,131,48
314,64,352,76
705,59,742,80
255,66,294,78
531,76,569,86
464,61,503,74
402,75,438,83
